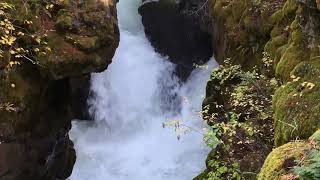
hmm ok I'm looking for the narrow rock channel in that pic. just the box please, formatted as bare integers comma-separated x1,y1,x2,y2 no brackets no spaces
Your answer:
69,0,216,179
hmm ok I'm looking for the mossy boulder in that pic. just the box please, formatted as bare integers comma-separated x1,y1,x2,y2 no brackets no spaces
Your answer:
7,0,119,79
259,130,320,180
273,60,320,146
258,141,312,180
46,0,119,79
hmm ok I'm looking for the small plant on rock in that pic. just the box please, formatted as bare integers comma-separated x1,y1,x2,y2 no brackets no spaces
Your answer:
198,57,279,179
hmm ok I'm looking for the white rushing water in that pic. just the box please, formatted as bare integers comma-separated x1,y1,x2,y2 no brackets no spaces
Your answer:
69,0,217,179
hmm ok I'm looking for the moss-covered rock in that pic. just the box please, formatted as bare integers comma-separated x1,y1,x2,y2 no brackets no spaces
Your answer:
204,0,320,144
209,0,288,69
259,130,320,180
258,141,312,180
273,60,320,146
47,0,119,79
6,0,119,79
200,0,320,179
274,7,311,81
0,0,119,179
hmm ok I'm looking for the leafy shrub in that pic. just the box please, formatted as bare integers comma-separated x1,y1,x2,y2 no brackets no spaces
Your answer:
294,131,320,180
294,150,320,180
199,57,279,179
0,2,53,72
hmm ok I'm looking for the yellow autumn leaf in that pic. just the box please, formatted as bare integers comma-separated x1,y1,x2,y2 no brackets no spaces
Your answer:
45,47,51,52
36,37,41,44
17,32,25,36
7,36,16,45
307,82,316,90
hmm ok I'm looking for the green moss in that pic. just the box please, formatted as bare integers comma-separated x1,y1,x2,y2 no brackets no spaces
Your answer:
202,0,320,178
231,0,246,22
209,0,294,70
275,18,310,81
269,10,284,25
275,43,306,80
264,34,288,60
259,130,320,180
38,32,104,78
71,35,99,51
258,142,312,180
309,129,320,142
36,0,118,78
273,60,320,146
268,0,298,24
282,0,299,13
55,14,73,30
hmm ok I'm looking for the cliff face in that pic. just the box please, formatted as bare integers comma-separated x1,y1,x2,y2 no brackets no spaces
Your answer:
206,0,320,144
198,0,320,179
0,0,119,179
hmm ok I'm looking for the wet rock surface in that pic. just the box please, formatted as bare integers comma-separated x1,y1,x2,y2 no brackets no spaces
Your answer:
139,0,213,81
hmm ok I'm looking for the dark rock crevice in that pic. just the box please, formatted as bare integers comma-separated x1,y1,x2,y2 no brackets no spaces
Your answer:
138,0,213,81
70,75,92,120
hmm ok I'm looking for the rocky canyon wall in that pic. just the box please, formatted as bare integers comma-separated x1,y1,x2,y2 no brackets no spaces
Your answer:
0,0,119,179
135,0,320,179
199,0,320,179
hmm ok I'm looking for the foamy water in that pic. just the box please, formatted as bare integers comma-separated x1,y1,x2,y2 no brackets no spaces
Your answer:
69,0,217,179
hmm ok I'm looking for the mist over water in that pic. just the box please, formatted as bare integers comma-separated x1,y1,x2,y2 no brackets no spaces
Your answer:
69,0,217,179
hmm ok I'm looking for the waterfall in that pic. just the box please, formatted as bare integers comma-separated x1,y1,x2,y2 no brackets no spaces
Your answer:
69,0,217,179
